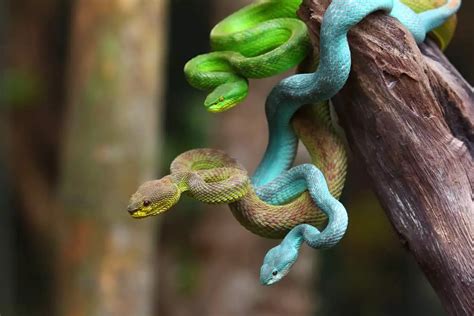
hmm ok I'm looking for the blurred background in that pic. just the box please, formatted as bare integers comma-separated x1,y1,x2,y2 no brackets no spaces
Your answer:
0,0,472,315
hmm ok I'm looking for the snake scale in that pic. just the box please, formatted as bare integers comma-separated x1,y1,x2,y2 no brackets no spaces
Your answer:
128,0,460,285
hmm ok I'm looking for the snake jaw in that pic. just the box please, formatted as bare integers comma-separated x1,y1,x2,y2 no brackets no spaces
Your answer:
205,94,239,113
128,208,153,219
206,102,233,113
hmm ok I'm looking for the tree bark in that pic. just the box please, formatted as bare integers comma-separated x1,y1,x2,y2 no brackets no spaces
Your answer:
57,0,167,314
299,0,473,315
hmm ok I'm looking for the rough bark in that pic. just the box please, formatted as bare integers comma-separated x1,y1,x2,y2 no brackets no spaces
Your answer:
57,0,167,314
299,0,473,315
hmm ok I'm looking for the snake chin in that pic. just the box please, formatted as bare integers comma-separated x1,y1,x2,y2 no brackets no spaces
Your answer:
129,206,168,218
206,103,234,113
128,198,179,219
204,96,239,113
129,209,154,219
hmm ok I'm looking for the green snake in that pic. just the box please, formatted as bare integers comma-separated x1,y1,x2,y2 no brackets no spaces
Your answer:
128,0,460,285
128,105,346,238
184,0,456,113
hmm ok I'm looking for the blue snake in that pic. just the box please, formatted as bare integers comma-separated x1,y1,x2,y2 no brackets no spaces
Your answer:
258,0,460,285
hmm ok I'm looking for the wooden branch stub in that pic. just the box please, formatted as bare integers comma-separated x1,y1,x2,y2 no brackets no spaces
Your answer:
299,0,473,315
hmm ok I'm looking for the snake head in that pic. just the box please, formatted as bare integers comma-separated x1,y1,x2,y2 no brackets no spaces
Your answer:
204,81,248,113
127,176,181,218
260,244,299,286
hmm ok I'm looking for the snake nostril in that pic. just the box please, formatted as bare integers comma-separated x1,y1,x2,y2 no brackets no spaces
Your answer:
127,207,138,215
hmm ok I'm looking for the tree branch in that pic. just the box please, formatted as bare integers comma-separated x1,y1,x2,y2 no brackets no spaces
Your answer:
299,1,473,315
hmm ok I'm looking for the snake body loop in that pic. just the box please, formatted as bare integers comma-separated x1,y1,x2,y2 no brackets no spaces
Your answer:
184,0,310,112
400,0,457,49
253,0,460,188
128,106,347,238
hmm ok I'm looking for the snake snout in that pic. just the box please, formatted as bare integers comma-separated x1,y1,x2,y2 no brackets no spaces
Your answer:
127,206,139,215
126,196,146,218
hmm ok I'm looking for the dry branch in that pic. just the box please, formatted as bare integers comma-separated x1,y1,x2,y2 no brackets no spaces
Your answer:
299,0,473,315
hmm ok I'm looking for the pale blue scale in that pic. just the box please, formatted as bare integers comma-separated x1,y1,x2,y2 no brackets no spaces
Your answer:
252,0,461,285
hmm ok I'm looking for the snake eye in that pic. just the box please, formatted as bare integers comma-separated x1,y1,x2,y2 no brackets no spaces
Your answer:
272,270,278,276
143,200,151,207
219,96,225,102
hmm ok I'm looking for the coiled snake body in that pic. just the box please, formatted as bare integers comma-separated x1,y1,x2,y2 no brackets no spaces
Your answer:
128,0,460,285
128,106,345,236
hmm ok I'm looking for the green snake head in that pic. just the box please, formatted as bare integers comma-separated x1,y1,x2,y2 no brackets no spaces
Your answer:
204,81,248,113
260,244,298,286
127,176,181,218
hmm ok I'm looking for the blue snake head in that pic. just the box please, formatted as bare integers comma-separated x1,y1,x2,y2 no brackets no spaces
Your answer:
260,244,299,286
127,176,181,218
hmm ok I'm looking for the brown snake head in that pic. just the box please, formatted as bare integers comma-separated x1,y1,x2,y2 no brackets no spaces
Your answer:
127,176,182,218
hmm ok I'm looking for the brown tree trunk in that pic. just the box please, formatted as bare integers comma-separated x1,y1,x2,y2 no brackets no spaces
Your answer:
299,1,473,315
56,0,167,314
